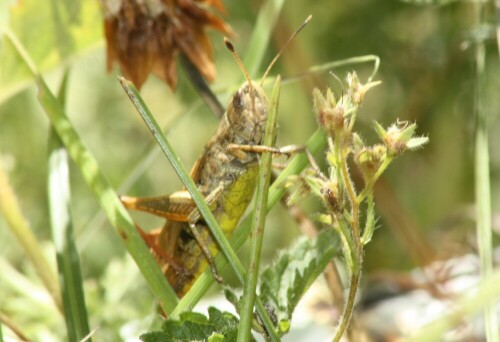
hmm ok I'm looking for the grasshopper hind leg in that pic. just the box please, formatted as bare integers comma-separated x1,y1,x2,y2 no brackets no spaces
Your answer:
134,223,193,283
187,222,224,284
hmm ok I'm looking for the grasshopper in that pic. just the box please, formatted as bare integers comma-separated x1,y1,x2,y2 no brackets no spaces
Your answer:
120,17,311,297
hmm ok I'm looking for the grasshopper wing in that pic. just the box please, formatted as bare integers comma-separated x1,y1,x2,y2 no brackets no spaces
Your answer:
121,190,195,222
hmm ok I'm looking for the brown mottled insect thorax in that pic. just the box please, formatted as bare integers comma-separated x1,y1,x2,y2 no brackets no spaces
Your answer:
197,81,269,195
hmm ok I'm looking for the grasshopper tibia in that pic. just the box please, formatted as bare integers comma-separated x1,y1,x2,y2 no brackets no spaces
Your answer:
187,222,224,284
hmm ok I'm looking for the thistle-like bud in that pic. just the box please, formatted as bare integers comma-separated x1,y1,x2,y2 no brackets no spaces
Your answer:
313,88,344,136
321,180,341,213
374,120,429,156
355,144,387,180
346,72,382,105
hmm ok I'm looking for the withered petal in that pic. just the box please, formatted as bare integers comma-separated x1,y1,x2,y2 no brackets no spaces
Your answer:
153,27,178,89
174,24,216,82
103,0,232,90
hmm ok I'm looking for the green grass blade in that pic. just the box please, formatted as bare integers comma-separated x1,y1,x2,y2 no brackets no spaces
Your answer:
473,4,498,341
3,29,179,314
279,54,381,86
243,0,286,78
119,78,280,341
237,76,280,341
47,71,91,341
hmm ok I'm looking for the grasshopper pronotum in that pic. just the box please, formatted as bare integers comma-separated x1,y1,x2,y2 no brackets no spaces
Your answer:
120,17,311,297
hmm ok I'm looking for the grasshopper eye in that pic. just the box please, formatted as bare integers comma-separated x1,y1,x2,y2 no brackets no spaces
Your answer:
232,90,244,111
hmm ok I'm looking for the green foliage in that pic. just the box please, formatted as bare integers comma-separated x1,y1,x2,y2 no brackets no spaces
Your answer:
140,308,249,342
259,228,339,335
141,229,338,340
3,0,498,341
0,0,102,103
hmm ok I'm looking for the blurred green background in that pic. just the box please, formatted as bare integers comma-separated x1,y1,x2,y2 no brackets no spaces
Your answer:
1,0,499,340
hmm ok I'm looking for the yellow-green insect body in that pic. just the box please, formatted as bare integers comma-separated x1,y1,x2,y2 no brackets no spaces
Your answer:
122,81,270,296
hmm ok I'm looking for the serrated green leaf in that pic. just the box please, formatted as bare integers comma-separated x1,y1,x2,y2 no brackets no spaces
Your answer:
140,331,170,342
259,228,339,334
208,333,225,342
140,307,246,342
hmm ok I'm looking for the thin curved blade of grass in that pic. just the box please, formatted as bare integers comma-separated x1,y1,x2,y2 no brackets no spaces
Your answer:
47,70,91,341
3,29,179,314
119,78,280,341
243,0,286,78
237,76,281,341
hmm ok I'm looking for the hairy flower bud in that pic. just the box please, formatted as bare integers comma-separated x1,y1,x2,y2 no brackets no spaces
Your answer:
355,144,386,180
374,120,428,156
313,88,345,136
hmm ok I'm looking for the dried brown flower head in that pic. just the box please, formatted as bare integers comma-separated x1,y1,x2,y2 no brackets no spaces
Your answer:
102,0,233,90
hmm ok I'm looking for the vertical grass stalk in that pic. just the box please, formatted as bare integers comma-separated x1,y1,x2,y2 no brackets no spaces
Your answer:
474,3,499,341
237,76,280,341
47,71,91,341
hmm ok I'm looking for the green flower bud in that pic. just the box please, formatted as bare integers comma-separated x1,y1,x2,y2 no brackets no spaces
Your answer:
374,120,428,156
355,144,387,180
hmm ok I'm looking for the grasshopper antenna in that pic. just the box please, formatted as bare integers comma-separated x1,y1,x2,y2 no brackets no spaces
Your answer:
224,38,255,92
260,14,312,86
225,37,256,112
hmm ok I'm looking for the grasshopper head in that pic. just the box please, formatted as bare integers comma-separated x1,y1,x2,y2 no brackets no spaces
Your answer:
227,81,269,144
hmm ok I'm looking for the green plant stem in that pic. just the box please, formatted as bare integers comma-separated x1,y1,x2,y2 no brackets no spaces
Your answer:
339,148,360,248
332,271,360,342
334,214,355,270
357,156,393,203
119,78,280,341
237,76,280,342
473,3,498,341
0,152,63,311
3,28,179,314
361,193,375,244
331,132,362,342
